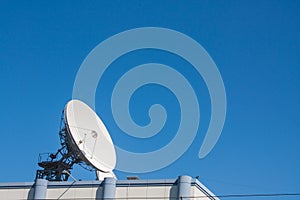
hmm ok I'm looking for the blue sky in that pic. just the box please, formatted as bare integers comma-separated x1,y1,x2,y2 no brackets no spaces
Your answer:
0,1,299,199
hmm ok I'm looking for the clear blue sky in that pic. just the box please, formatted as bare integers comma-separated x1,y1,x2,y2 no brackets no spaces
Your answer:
0,1,299,199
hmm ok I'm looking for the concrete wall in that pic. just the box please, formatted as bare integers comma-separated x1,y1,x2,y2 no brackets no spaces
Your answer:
0,182,34,200
191,179,219,200
0,176,218,200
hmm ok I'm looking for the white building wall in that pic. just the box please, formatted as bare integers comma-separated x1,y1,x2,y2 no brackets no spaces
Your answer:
192,186,212,200
0,183,32,200
47,187,98,199
0,177,218,200
0,188,30,200
191,180,219,200
115,185,175,200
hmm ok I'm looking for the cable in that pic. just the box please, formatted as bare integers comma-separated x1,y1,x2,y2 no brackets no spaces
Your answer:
213,192,300,198
56,180,76,200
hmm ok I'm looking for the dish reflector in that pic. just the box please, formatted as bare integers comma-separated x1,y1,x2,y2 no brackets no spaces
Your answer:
64,100,116,173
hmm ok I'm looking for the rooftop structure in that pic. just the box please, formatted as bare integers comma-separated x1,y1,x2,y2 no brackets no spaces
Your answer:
0,175,219,200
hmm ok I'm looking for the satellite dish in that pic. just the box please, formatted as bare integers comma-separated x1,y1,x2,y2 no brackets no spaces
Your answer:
36,100,116,181
64,100,116,177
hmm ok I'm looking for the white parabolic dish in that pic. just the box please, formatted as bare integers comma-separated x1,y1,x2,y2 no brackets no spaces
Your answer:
64,99,116,173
